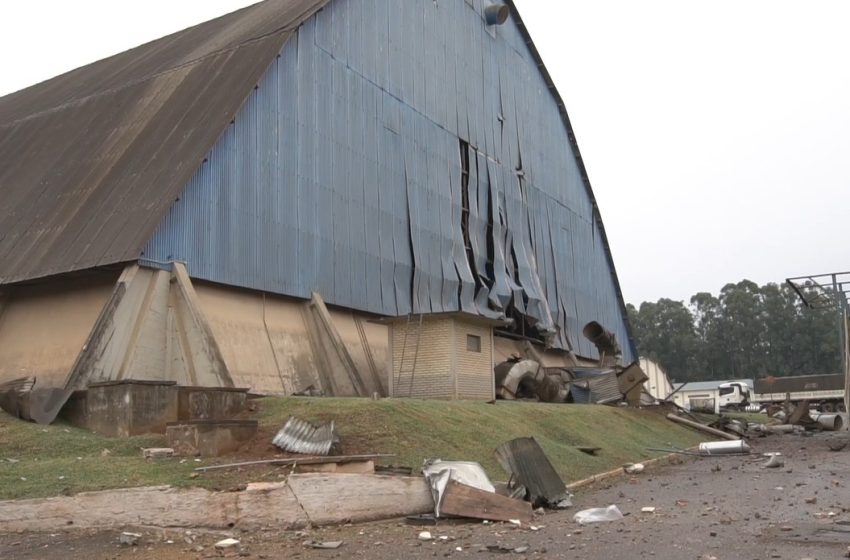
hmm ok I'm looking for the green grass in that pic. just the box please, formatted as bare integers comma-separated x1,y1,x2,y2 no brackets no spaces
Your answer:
0,399,704,501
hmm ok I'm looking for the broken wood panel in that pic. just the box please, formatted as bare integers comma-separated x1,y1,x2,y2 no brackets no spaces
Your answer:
439,479,532,523
494,437,569,508
287,474,433,525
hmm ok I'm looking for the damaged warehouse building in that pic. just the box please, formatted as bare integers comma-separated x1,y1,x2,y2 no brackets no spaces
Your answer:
0,0,638,422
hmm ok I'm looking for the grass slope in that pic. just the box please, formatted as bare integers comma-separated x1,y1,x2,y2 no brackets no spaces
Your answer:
0,399,703,501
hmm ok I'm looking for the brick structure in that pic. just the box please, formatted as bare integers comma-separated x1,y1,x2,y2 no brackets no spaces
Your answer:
388,314,497,401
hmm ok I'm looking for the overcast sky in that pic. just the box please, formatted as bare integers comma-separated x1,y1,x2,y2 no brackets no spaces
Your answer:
1,1,848,305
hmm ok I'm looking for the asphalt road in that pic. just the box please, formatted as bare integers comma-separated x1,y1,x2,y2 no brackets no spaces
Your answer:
3,431,850,560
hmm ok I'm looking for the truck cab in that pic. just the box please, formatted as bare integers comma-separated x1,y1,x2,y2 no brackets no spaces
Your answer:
718,382,750,411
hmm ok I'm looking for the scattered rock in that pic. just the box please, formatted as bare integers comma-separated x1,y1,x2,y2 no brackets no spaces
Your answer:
309,541,343,549
641,507,656,514
418,531,433,541
215,538,241,557
624,463,645,475
143,448,175,459
805,497,817,504
119,532,141,547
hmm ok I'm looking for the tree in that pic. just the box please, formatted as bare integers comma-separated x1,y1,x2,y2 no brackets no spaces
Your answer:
630,279,842,381
628,299,698,381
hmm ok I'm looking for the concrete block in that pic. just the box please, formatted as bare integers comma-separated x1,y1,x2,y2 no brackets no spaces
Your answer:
86,381,178,437
167,420,258,457
176,386,249,421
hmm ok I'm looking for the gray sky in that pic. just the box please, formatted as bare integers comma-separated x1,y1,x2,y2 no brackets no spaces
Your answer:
2,1,848,305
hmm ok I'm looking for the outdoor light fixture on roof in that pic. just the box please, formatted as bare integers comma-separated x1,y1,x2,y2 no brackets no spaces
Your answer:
484,3,510,25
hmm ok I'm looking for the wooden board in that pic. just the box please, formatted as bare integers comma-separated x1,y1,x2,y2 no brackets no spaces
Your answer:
439,479,532,523
287,474,433,525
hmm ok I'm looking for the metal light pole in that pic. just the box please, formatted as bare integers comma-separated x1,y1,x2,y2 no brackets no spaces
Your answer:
787,271,850,416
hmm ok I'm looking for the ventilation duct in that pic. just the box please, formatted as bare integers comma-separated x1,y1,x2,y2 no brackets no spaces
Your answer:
484,4,510,25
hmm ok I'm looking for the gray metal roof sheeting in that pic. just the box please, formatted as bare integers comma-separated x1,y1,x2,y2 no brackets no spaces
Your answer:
272,416,337,456
0,0,328,285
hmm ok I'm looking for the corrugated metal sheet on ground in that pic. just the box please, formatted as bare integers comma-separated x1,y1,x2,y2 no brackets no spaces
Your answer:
272,416,337,456
494,437,570,507
144,0,636,361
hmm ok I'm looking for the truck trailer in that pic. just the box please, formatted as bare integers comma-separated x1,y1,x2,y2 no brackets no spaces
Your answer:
751,374,845,412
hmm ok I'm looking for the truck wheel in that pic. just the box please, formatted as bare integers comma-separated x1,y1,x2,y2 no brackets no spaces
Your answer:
839,403,847,413
822,403,835,413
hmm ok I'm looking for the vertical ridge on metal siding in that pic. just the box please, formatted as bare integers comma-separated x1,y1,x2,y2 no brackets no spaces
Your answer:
144,0,635,362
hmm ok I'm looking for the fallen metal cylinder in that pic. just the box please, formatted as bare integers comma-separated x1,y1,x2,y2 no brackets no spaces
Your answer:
810,413,844,431
666,413,740,441
582,322,620,357
698,440,751,455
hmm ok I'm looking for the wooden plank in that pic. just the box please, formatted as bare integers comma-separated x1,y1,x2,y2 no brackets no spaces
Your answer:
195,454,395,472
287,473,433,525
439,479,532,523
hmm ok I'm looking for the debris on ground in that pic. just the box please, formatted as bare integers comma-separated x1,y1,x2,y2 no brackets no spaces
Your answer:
576,446,601,456
494,437,572,509
829,440,848,452
418,531,433,541
666,413,740,441
439,479,533,523
763,453,785,469
698,440,751,455
422,459,532,522
142,448,174,459
119,532,141,546
573,505,624,525
214,538,241,556
493,329,649,407
272,416,338,456
307,541,343,549
641,506,656,513
623,463,645,475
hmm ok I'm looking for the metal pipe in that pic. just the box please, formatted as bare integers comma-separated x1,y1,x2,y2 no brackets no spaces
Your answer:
582,321,620,357
698,440,751,455
484,4,509,25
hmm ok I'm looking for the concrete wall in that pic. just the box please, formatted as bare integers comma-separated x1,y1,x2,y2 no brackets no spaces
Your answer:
195,282,388,396
0,266,389,397
0,273,117,388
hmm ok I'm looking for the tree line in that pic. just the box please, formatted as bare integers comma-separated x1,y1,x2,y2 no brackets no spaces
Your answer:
626,280,841,382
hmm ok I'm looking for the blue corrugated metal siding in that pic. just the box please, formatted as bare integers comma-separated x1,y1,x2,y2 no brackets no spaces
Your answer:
144,0,635,362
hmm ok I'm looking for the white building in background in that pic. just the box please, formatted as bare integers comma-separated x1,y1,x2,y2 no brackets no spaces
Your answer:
639,357,674,400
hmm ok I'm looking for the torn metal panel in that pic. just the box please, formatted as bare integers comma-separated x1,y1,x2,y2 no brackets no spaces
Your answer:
272,417,338,456
141,0,636,362
494,437,571,509
571,369,622,404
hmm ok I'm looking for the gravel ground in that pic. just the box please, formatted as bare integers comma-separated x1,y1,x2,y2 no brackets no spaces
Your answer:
2,431,850,560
